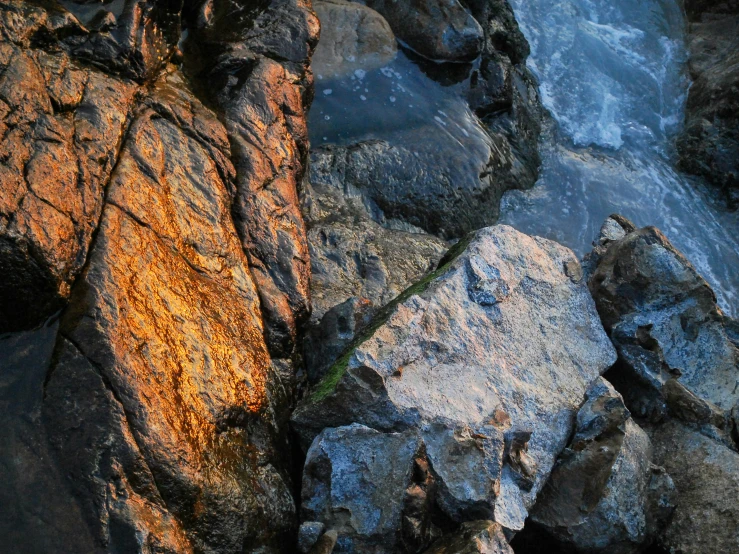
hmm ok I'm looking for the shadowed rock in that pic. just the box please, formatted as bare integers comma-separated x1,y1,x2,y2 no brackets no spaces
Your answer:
422,520,512,554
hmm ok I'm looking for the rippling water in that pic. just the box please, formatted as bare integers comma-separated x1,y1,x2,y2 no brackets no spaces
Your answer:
501,0,739,314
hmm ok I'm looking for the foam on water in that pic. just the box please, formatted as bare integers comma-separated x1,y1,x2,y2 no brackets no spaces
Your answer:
501,0,739,314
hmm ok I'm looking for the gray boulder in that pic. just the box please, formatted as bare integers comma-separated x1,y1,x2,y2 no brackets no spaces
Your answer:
313,0,397,78
422,521,512,554
530,378,676,553
294,225,617,534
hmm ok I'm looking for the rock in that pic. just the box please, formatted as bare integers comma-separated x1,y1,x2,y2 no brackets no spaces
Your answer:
294,225,617,533
650,420,739,554
299,521,326,553
301,423,433,553
422,521,513,554
529,378,676,554
677,0,739,206
0,29,137,332
187,0,319,358
43,73,295,553
302,147,448,380
312,0,397,78
587,216,739,427
363,0,483,62
309,529,339,554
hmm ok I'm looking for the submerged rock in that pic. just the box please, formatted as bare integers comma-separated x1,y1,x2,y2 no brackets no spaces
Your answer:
678,0,739,206
422,521,512,554
294,225,616,539
363,0,483,62
530,378,675,553
313,0,397,78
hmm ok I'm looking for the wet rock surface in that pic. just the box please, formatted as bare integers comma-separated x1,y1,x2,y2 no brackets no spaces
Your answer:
293,225,616,543
529,378,675,554
678,0,739,205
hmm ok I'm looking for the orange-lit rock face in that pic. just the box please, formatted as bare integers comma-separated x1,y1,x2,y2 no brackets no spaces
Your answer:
0,36,136,331
46,73,295,553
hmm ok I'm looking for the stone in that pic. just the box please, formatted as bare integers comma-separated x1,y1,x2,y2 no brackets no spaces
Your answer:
363,0,483,62
187,0,319,358
309,529,339,554
293,225,617,532
650,420,739,554
677,0,739,206
587,216,739,427
312,0,397,78
299,521,326,553
0,29,137,332
422,521,513,554
530,378,676,554
43,72,296,553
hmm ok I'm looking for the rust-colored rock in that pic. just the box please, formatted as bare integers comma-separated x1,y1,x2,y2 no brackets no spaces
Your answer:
44,72,296,553
0,22,137,331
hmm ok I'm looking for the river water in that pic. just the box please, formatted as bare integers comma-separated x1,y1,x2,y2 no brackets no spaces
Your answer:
500,0,739,314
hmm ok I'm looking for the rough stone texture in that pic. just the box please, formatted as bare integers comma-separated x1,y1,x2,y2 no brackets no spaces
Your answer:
294,225,617,533
313,0,396,78
299,521,326,553
301,423,430,553
650,420,739,554
362,0,483,62
0,8,138,331
587,216,739,427
677,0,739,206
43,73,296,553
530,378,675,554
422,521,512,554
186,0,319,357
302,147,448,380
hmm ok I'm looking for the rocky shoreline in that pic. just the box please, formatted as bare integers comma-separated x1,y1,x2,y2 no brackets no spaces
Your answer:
0,0,737,553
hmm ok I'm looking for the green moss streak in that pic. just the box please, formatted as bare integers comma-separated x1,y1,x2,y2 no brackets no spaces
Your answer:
308,232,475,403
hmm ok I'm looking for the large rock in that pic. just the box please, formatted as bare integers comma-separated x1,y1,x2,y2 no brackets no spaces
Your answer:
587,216,739,427
651,420,739,553
302,147,448,381
186,0,319,357
0,11,137,332
422,521,512,554
529,378,676,553
43,73,296,553
312,0,397,78
294,225,617,536
363,0,483,62
677,0,739,205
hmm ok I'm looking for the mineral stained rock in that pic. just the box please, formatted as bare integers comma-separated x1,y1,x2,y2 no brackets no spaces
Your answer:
677,0,739,205
187,0,319,357
0,9,137,331
362,0,483,62
45,73,296,553
312,0,397,78
422,521,513,554
302,147,448,381
294,225,617,539
530,378,676,554
587,215,739,426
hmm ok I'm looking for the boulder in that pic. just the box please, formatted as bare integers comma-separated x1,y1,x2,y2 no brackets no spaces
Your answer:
677,0,739,206
587,216,739,427
43,72,296,553
363,0,483,62
422,521,512,554
530,378,676,553
294,225,617,534
302,147,448,381
651,420,739,554
312,0,397,78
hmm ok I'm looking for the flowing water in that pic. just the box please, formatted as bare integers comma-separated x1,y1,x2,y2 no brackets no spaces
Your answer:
500,0,739,314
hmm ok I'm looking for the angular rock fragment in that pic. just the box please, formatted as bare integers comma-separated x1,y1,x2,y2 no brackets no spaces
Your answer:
44,73,295,553
530,378,675,554
588,216,739,428
294,225,617,533
363,0,483,62
312,0,397,78
422,521,513,554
